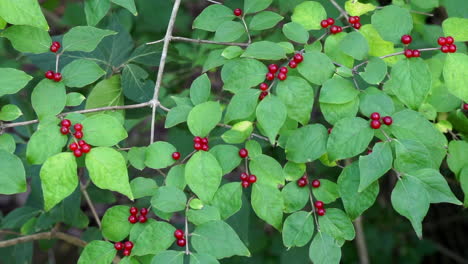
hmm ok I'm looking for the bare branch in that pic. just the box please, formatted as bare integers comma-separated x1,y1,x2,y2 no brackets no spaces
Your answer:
80,181,102,229
147,37,249,47
0,232,87,248
353,216,370,264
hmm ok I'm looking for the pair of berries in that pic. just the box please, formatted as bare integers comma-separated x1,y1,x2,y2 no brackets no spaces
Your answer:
348,16,361,29
114,241,133,256
369,112,392,129
297,175,308,187
172,152,181,160
128,207,148,224
240,172,257,188
45,70,62,82
266,64,289,82
233,8,242,16
438,36,457,53
69,140,91,157
193,136,209,151
404,49,421,58
50,41,60,53
288,53,304,69
174,229,187,247
314,200,326,216
320,18,342,34
239,148,248,158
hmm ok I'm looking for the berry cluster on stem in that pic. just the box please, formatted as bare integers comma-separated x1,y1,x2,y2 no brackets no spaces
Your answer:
50,41,61,53
400,35,421,58
114,241,134,256
348,16,361,29
240,172,257,188
45,70,62,82
315,200,326,216
174,229,186,247
438,36,457,53
128,207,148,224
369,112,392,129
193,136,209,151
60,119,92,157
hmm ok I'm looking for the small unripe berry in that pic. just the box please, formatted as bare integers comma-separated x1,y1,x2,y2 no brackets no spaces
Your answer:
370,120,381,129
382,116,393,126
266,72,275,81
233,8,242,17
437,37,447,46
60,126,69,135
288,60,298,68
114,242,123,251
130,207,138,215
177,239,186,247
61,119,71,127
138,215,147,223
293,53,303,63
248,174,257,183
268,64,278,73
239,148,248,158
241,180,250,188
317,208,326,216
240,172,249,181
123,249,131,256
174,229,184,239
401,35,412,45
69,143,78,151
445,36,454,44
128,215,138,224
45,70,54,79
74,131,83,139
370,112,380,120
259,83,268,91
124,241,134,250
326,18,335,25
53,72,62,82
172,152,181,160
312,179,321,188
314,201,324,209
73,149,83,158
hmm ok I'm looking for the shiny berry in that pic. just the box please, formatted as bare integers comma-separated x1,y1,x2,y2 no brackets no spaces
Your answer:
194,143,202,150
268,64,278,73
266,72,275,81
239,148,248,158
404,49,413,58
53,72,62,82
138,215,147,223
177,239,186,247
297,178,307,187
293,53,303,63
401,35,412,45
52,41,61,49
288,60,298,68
370,120,381,129
123,249,131,256
124,241,134,250
45,70,54,79
241,181,250,188
60,126,69,135
446,36,454,44
312,179,321,188
353,22,361,29
174,229,184,239
463,103,468,110
140,208,148,216
201,144,209,151
248,174,257,183
114,242,124,251
326,18,335,25
78,140,86,146
370,112,380,120
259,83,268,91
73,149,83,158
201,137,208,144
234,8,242,16
61,119,71,127
74,131,83,139
330,25,340,34
50,45,59,53
81,144,91,153
437,37,447,46
348,16,358,24
69,143,78,151
320,20,329,28
172,152,181,160
441,45,450,53
448,44,457,53
277,72,287,81
382,116,393,125
74,123,83,131
412,49,421,57
279,67,288,74
128,215,138,224
259,91,268,100
240,172,249,181
194,136,202,143
314,201,324,209
317,208,326,216
130,207,138,215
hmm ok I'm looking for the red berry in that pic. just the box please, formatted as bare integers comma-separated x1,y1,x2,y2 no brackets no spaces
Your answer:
328,127,332,134
69,143,78,151
288,60,298,68
293,53,303,63
248,174,257,183
138,215,147,223
330,25,340,34
174,229,184,239
353,22,361,29
320,20,329,28
277,72,287,81
441,45,450,53
194,136,202,143
177,239,186,247
448,44,457,53
74,131,83,139
50,45,58,53
348,16,358,24
74,123,83,131
60,126,69,135
61,119,71,127
412,49,421,57
279,67,288,74
404,49,413,58
240,172,249,181
370,112,380,120
241,181,250,188
201,144,209,151
78,140,86,146
234,8,242,16
194,143,202,150
73,149,83,158
337,26,343,33
367,149,373,155
401,35,412,45
326,18,335,25
314,201,324,209
259,83,268,91
140,208,148,216
128,215,137,224
437,37,447,46
53,72,62,82
266,72,275,81
259,91,268,100
123,249,131,256
297,178,307,187
239,148,248,158
446,36,454,44
201,137,208,144
370,120,381,129
268,64,278,73
130,207,138,215
52,41,61,49
124,241,134,250
463,103,468,110
317,208,326,216
114,242,123,251
382,116,393,125
312,179,321,188
45,70,54,79
172,152,181,160
81,144,91,153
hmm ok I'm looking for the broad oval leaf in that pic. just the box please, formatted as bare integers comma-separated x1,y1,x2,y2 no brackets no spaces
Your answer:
297,51,335,85
256,95,287,144
0,150,27,195
145,141,177,169
318,208,355,241
187,101,222,137
129,219,176,256
283,211,314,248
185,151,223,202
31,79,66,119
81,114,128,147
358,141,393,191
62,59,106,88
276,76,314,125
251,183,284,230
285,124,328,163
151,186,187,213
101,205,132,241
309,233,342,264
77,241,116,264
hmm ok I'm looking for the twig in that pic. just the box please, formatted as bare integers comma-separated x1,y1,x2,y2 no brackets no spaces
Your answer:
150,0,182,144
329,0,349,20
240,17,252,44
0,232,87,248
184,197,194,255
55,53,61,73
147,36,249,47
308,192,321,232
80,181,102,229
206,0,222,4
353,216,370,264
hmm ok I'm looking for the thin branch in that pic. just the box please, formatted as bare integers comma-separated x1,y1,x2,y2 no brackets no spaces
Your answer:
206,0,222,4
0,232,87,248
308,192,321,232
55,53,61,73
329,0,349,20
147,36,249,47
184,197,194,255
150,0,182,144
80,181,102,229
240,17,252,44
353,216,370,264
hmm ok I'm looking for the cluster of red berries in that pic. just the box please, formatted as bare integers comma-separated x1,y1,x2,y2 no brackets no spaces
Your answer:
320,18,342,34
238,148,248,158
348,16,361,29
369,112,392,129
297,175,308,187
233,8,242,16
174,229,187,247
50,41,61,53
128,207,148,224
193,136,209,151
69,140,91,158
266,64,289,82
314,200,326,216
114,241,133,256
400,35,421,58
438,36,457,53
45,70,62,82
60,119,91,157
240,172,257,188
172,151,181,160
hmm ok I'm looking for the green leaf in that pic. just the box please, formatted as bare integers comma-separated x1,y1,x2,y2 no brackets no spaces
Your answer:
246,140,262,158
309,233,342,264
85,75,124,120
152,251,184,264
0,68,31,96
460,167,468,207
209,145,242,175
251,183,284,230
222,46,244,59
312,179,340,204
319,77,359,104
165,104,193,128
151,186,187,213
101,205,132,241
214,21,245,42
185,151,223,202
128,44,162,67
130,177,158,198
84,0,110,26
394,139,434,173
193,4,235,32
82,114,128,147
359,57,388,85
192,220,250,259
443,53,468,102
283,22,309,44
442,17,468,41
284,162,306,181
31,79,66,119
282,182,309,213
0,0,49,30
85,147,133,200
77,241,116,264
145,141,177,169
224,88,259,123
285,124,328,163
188,206,221,225
190,253,220,264
242,41,287,60
371,5,413,43
187,101,222,137
339,31,369,60
66,93,86,107
256,95,287,144
0,104,22,121
412,0,439,9
190,198,204,210
324,33,354,69
0,133,15,153
319,208,355,241
277,76,314,125
345,0,376,16
360,24,396,61
62,59,105,88
130,219,176,256
338,161,379,220
211,182,243,219
62,26,116,52
40,153,78,211
166,165,186,190
221,121,253,144
26,123,68,165
408,169,461,205
391,176,430,238
221,58,267,93
358,142,393,191
282,211,314,248
359,87,394,117
320,98,360,125
249,11,283,30
190,74,211,105
291,1,326,30
447,140,468,176
0,25,51,53
111,0,137,15
297,51,335,85
244,0,272,13
0,150,26,195
327,117,374,161
128,147,146,170
250,154,285,187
